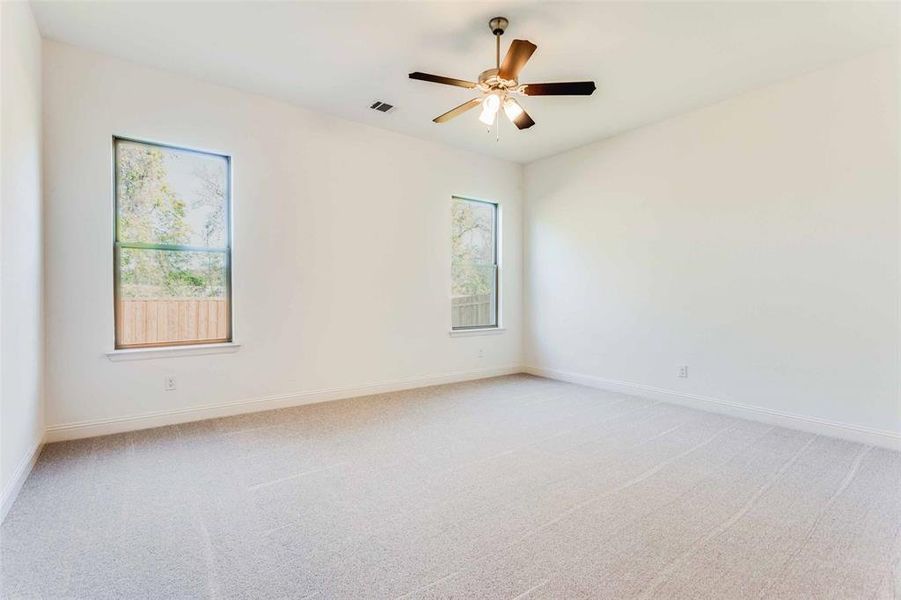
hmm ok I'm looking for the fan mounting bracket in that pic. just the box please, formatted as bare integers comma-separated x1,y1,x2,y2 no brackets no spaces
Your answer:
489,17,509,36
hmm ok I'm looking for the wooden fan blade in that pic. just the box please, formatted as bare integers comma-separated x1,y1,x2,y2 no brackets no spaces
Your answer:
498,40,537,80
433,98,482,123
409,72,478,89
512,108,535,130
522,81,596,96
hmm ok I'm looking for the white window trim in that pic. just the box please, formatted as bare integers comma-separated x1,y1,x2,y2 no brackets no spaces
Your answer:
448,327,506,337
106,342,241,362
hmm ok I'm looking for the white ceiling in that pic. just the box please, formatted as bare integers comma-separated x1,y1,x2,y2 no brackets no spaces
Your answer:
31,1,899,164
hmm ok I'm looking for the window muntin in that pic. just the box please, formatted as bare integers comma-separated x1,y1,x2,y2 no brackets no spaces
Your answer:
114,138,231,348
451,197,498,329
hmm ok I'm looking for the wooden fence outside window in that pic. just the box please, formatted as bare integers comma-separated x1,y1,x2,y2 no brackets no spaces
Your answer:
117,299,229,346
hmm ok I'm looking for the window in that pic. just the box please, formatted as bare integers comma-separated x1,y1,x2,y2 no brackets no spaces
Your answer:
451,197,498,329
114,138,231,349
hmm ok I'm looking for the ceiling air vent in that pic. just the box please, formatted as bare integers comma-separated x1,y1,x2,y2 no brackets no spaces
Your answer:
370,101,395,113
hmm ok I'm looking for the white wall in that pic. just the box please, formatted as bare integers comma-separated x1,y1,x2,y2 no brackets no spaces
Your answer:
42,41,523,438
524,50,900,444
1,0,44,513
36,39,901,449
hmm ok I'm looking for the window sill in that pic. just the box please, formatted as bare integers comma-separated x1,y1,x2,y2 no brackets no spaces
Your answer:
106,342,241,362
448,327,506,337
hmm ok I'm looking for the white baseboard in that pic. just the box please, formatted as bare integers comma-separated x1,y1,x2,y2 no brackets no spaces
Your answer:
1,437,44,523
44,365,522,443
525,365,901,451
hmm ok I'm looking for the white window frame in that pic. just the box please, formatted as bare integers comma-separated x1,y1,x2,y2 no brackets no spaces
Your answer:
450,196,501,333
112,136,234,351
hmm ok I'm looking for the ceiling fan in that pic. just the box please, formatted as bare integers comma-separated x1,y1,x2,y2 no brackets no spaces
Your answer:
409,17,596,131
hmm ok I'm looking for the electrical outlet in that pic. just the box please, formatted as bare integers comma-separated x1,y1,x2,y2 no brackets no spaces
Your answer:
165,376,177,391
678,365,688,378
478,348,484,359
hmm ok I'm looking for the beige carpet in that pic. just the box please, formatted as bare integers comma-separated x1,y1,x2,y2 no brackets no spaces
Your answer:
2,374,900,599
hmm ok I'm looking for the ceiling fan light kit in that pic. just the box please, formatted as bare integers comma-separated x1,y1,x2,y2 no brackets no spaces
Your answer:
409,16,596,133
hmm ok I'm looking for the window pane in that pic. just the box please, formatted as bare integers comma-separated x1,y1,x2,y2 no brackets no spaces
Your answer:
452,199,495,266
117,248,228,346
452,199,497,329
116,140,228,248
451,264,497,328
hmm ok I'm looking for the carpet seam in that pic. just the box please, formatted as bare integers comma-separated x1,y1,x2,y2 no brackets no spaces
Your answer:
635,435,818,599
